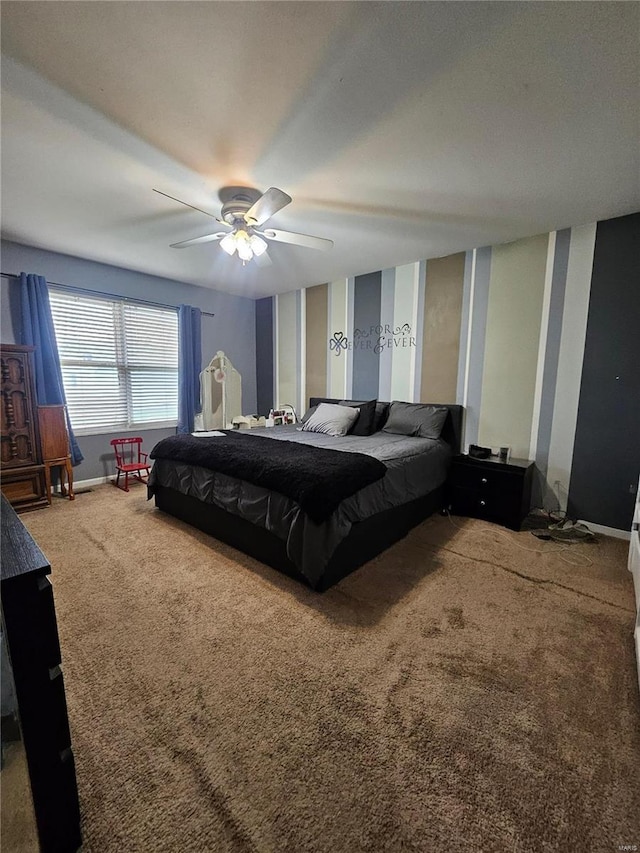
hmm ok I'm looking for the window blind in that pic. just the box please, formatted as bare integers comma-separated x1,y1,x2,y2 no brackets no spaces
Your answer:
49,290,178,434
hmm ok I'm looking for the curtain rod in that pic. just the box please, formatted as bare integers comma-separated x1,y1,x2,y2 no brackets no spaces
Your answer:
0,272,216,317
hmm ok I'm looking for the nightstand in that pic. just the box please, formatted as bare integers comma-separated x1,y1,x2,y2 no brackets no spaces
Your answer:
447,454,535,531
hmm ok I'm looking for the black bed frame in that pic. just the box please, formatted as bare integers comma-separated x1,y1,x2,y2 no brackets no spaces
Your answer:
153,402,463,592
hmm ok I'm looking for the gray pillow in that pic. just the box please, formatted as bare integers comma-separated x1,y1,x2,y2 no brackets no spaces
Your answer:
301,402,360,437
300,405,318,424
382,401,449,439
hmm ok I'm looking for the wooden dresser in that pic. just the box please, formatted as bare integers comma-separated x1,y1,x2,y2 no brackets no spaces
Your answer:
1,494,82,851
1,344,47,511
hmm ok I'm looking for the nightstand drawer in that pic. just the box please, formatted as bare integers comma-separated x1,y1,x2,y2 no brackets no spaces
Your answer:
449,463,523,495
449,486,523,530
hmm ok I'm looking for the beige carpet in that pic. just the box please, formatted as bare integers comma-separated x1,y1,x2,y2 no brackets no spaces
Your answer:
21,484,640,853
1,742,39,853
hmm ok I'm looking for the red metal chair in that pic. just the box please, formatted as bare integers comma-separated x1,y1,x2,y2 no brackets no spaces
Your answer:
110,437,151,492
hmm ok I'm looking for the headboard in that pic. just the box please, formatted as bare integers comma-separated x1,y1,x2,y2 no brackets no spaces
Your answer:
308,398,463,455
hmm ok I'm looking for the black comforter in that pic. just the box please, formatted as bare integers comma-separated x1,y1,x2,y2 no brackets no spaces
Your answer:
149,432,386,524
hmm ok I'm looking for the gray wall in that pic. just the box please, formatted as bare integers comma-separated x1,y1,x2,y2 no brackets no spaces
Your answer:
1,239,257,481
568,212,640,529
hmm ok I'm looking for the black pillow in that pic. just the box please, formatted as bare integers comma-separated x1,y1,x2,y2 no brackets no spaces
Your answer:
339,399,377,436
382,401,449,439
372,402,390,433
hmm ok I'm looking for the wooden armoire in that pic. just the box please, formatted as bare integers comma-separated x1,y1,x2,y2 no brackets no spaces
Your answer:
1,344,48,511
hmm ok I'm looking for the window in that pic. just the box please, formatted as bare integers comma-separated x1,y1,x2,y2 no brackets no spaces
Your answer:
49,290,179,434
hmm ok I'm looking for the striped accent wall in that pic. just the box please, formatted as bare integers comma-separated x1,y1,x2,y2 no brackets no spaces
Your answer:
257,259,467,416
255,212,640,527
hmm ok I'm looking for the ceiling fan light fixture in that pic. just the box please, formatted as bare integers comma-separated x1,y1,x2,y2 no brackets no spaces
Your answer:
249,234,268,256
220,232,237,255
235,231,254,262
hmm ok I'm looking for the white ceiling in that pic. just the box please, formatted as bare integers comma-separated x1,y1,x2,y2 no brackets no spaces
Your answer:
1,2,638,299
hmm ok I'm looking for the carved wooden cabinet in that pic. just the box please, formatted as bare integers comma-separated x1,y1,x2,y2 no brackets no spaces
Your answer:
1,344,47,511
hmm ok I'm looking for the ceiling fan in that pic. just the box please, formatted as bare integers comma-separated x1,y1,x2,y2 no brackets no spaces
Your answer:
154,186,333,266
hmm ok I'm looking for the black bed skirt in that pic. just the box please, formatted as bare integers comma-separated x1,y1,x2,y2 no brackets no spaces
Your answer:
152,485,445,592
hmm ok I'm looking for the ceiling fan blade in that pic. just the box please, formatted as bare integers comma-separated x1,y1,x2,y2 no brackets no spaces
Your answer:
244,187,292,226
254,251,272,268
261,228,333,251
153,188,229,224
170,232,228,249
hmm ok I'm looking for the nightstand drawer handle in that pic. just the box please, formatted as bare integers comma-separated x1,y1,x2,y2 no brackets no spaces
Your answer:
481,477,488,484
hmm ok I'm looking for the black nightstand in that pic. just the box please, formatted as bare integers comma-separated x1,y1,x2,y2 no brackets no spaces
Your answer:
447,455,535,531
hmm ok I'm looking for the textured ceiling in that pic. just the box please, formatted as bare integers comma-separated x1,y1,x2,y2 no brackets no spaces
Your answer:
1,1,638,298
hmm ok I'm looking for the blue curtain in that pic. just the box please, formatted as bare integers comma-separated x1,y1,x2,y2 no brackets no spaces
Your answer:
19,273,84,465
177,304,202,434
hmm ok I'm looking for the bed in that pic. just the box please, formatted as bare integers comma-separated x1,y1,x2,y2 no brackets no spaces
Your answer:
148,399,463,591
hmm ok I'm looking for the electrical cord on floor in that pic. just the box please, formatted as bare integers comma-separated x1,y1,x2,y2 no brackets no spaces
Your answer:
440,510,596,568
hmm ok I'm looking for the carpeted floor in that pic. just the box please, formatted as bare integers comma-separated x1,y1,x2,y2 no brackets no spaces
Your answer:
21,484,640,853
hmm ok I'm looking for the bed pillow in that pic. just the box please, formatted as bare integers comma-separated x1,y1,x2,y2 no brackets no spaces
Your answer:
301,402,360,437
382,401,449,439
300,405,318,424
372,402,390,433
339,399,377,436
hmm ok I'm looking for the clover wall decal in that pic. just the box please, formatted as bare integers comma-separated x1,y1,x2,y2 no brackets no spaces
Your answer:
329,331,348,356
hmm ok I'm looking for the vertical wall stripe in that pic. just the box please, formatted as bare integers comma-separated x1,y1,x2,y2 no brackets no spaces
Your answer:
389,263,416,402
533,228,570,494
352,271,381,400
378,268,395,401
456,251,473,405
420,252,465,403
412,260,427,402
276,290,298,410
273,294,279,411
328,278,348,398
305,283,328,407
479,234,548,458
463,246,491,450
346,277,355,398
255,296,274,416
567,212,640,528
408,262,421,401
529,232,558,461
297,289,305,416
546,223,596,511
326,279,333,394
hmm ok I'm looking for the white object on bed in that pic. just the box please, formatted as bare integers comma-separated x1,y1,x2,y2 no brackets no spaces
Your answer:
191,430,226,437
199,351,242,430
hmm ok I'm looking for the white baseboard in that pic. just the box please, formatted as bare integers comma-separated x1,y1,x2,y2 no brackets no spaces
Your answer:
69,475,113,490
55,474,151,492
578,520,631,541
